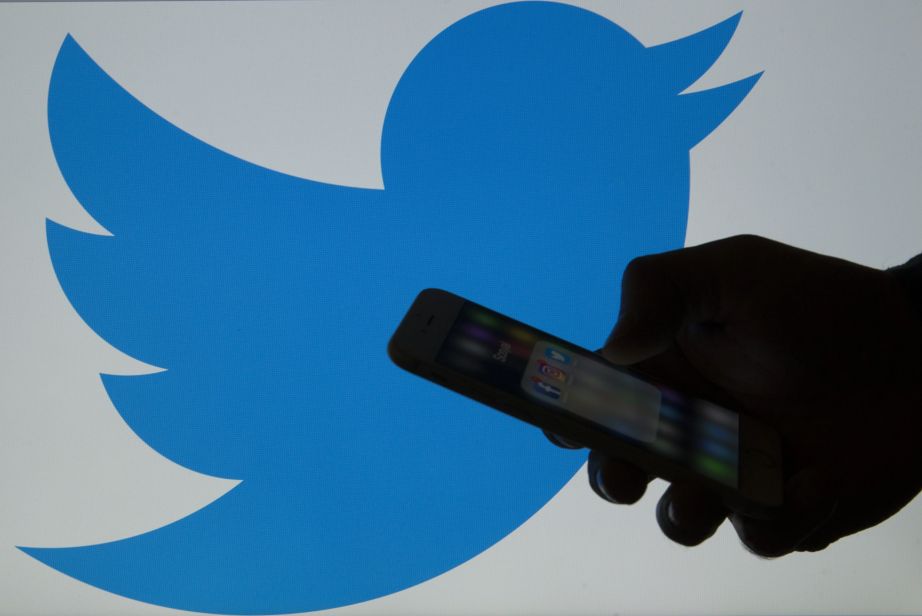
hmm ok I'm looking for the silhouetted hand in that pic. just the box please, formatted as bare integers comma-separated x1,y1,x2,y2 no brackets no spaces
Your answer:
561,235,922,556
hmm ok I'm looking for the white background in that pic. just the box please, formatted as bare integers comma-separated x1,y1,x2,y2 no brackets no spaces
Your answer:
1,1,921,614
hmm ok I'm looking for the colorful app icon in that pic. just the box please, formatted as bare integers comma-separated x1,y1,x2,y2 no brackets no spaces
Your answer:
693,453,736,485
544,346,572,365
469,309,498,328
530,376,562,400
509,326,536,343
537,359,568,382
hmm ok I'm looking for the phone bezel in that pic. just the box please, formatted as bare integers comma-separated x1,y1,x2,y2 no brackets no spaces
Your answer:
388,288,783,517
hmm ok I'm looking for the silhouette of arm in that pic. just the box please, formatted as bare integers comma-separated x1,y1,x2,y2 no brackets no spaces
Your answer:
890,252,922,324
553,236,922,556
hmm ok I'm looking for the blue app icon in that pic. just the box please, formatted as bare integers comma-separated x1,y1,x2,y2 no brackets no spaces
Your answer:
545,346,572,365
531,376,562,399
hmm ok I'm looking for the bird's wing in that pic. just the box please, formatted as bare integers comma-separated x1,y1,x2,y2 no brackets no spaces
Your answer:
46,36,383,478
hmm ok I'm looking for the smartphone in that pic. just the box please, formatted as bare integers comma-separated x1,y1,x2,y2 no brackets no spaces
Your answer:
388,288,783,517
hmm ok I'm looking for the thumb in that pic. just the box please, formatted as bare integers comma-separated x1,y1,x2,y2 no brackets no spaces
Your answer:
601,255,688,365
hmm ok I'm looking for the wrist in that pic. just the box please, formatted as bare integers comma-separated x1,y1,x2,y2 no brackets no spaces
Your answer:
889,253,922,482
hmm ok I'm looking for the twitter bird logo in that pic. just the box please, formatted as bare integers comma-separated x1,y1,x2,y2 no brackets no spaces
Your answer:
22,2,759,613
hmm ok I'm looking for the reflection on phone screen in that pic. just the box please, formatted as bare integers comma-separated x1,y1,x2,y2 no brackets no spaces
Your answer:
521,341,661,443
434,302,740,487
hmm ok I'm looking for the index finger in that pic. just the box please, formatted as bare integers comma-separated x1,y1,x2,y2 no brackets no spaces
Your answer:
603,235,772,365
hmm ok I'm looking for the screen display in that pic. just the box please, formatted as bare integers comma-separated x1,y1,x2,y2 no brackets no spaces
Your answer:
435,302,740,487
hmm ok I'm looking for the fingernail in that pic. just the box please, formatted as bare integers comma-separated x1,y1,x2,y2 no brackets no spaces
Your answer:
729,514,780,560
594,467,616,503
666,500,679,526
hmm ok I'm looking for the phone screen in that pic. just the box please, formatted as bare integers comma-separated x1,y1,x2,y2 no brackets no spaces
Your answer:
434,302,740,487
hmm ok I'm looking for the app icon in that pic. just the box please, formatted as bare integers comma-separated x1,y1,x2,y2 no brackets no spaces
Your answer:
509,326,536,343
530,376,562,399
470,309,498,328
694,453,735,485
537,359,568,382
545,346,572,365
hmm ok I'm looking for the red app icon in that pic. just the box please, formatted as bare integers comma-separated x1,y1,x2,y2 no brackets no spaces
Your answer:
537,359,568,383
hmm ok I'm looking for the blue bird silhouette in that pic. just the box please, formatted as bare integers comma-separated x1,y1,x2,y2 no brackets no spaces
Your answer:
22,2,760,613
